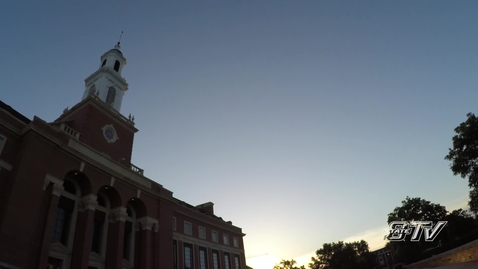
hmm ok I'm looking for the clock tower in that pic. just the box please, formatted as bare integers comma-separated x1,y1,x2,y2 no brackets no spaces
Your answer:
54,43,138,164
81,42,128,112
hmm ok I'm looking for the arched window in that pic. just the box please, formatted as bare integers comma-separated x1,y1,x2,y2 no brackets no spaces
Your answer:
106,87,116,106
51,180,80,248
114,60,120,72
88,85,96,96
102,59,107,67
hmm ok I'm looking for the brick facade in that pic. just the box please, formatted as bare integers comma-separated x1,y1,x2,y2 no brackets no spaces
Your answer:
0,95,247,269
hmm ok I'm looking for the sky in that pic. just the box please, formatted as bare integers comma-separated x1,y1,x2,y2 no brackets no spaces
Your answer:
1,1,477,268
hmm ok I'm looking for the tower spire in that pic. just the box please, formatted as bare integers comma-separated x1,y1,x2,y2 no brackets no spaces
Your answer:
115,31,123,50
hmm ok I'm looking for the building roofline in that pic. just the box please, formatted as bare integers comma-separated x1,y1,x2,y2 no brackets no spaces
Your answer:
0,100,31,124
54,96,138,133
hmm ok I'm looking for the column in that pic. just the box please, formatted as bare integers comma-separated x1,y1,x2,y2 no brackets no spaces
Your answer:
38,179,64,269
137,216,158,269
70,194,98,269
106,206,127,268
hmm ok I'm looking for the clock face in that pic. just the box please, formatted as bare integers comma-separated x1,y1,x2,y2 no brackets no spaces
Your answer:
104,127,114,140
102,124,118,143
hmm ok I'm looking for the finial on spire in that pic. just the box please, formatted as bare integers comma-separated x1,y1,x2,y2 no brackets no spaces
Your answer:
118,31,123,43
114,31,123,50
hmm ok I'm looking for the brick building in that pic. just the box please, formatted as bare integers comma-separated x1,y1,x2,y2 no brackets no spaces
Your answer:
372,247,395,268
0,43,247,269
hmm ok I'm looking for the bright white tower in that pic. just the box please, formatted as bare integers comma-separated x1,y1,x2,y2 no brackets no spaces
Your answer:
82,42,129,112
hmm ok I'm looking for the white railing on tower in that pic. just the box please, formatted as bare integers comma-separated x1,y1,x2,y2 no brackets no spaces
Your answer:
130,163,144,175
60,123,80,139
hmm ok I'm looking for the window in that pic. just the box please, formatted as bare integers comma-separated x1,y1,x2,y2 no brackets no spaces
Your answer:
199,226,206,239
184,221,192,235
173,240,178,269
0,135,6,156
233,237,239,248
212,250,220,269
224,253,231,269
52,207,68,244
184,243,193,269
52,192,76,246
102,59,107,67
199,247,208,269
91,210,106,254
114,60,120,72
234,255,241,269
50,176,81,258
106,87,116,106
91,193,109,255
223,234,229,245
172,217,176,231
212,231,218,242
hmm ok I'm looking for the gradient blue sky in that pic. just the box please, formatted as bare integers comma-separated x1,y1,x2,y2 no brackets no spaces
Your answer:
1,1,477,268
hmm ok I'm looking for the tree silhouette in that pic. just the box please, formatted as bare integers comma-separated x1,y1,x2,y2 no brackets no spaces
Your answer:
273,259,305,269
445,112,478,213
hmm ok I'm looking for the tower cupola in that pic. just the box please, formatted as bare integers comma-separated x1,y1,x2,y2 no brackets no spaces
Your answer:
82,42,129,113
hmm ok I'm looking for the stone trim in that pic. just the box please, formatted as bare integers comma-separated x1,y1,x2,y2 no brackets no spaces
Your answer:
78,194,98,212
0,159,12,171
136,189,141,199
174,210,243,235
67,139,151,189
55,97,136,133
52,184,64,197
137,216,159,232
110,206,128,222
0,114,28,136
173,233,245,254
43,174,64,197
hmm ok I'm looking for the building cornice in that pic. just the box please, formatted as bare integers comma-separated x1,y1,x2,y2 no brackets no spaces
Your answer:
19,122,165,199
18,118,182,207
54,96,138,133
173,233,244,254
67,138,151,189
0,118,23,136
174,209,243,235
101,49,126,63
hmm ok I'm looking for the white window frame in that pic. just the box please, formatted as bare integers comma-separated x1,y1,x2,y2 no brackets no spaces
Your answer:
234,255,241,269
92,193,110,258
49,179,81,269
212,251,220,269
233,237,239,248
199,247,207,269
199,226,206,239
184,221,192,235
183,242,194,269
212,230,218,242
223,234,229,245
123,204,136,265
224,253,231,269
